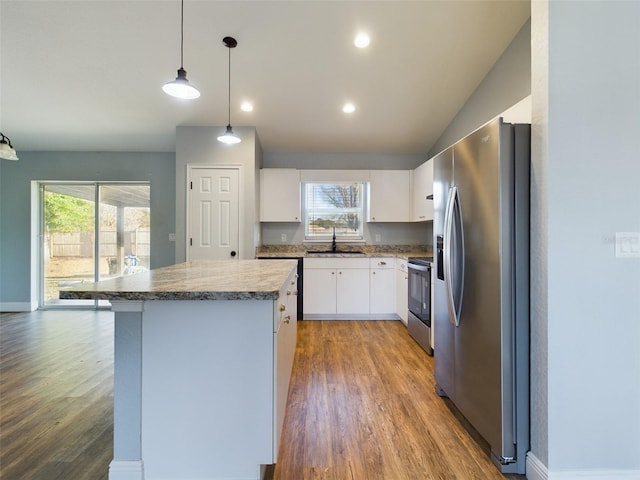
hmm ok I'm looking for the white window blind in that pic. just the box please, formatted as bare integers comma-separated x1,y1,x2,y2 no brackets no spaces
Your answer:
304,182,364,239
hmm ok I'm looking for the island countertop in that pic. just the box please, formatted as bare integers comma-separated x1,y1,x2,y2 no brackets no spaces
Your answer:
59,259,298,301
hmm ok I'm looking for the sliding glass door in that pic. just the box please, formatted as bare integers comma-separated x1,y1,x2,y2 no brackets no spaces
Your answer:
40,182,150,308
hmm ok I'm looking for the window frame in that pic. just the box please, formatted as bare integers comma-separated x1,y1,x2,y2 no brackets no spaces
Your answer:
302,181,366,243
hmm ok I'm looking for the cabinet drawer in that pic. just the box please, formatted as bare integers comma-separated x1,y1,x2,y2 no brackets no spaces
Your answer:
369,257,395,269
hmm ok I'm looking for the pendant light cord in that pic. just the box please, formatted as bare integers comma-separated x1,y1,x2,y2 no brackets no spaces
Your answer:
180,0,185,68
227,46,231,124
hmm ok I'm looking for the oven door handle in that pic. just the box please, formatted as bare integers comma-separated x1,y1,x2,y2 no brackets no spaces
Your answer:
407,263,430,273
444,186,464,327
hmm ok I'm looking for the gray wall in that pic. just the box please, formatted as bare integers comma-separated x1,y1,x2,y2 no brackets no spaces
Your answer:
531,1,640,475
0,152,176,310
261,221,431,247
263,152,425,170
428,18,531,157
175,126,262,262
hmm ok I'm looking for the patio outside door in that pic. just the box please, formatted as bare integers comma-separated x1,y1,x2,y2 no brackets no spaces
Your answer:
41,182,150,308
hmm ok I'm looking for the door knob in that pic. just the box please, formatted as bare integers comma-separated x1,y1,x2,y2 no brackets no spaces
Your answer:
230,250,237,257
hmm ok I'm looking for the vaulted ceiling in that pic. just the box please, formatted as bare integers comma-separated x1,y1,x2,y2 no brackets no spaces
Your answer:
0,1,530,154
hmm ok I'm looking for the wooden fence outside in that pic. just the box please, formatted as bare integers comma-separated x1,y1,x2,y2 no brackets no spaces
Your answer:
48,229,150,258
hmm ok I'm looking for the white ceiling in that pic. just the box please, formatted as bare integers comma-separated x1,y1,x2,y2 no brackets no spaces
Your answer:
0,1,530,155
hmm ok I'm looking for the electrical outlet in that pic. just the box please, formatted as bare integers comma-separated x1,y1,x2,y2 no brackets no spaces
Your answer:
281,233,287,242
168,233,176,242
375,234,381,242
616,232,640,258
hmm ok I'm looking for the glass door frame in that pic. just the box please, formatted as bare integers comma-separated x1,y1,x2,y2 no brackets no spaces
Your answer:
38,181,150,310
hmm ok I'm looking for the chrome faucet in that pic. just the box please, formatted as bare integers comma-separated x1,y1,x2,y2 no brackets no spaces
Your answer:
332,226,337,252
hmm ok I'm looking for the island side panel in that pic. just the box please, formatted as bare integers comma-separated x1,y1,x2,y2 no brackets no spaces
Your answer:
141,299,274,480
110,301,145,480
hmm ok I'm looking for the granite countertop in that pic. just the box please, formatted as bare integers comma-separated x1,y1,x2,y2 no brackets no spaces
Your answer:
255,244,433,260
59,259,298,301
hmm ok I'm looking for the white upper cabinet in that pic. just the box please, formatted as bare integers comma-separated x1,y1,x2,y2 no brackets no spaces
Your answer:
260,168,301,222
367,170,411,222
411,159,434,222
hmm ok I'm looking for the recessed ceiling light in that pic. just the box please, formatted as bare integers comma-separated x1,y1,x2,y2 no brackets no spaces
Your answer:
354,32,370,49
241,101,254,112
343,103,356,114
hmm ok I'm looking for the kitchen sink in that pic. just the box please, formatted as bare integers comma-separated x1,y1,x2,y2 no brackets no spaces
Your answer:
306,250,365,254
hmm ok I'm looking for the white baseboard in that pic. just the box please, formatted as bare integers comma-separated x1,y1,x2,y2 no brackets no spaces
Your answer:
0,302,35,312
550,470,640,479
526,453,640,480
527,452,548,480
109,460,144,480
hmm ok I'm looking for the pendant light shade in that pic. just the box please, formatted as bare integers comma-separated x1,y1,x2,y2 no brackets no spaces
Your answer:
163,67,200,99
217,36,241,145
163,0,200,99
0,133,19,161
217,125,241,144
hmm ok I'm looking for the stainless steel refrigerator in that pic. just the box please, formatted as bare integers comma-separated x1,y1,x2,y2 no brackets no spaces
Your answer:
433,118,529,474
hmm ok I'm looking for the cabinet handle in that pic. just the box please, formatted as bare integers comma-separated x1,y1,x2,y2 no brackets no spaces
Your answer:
286,290,292,296
339,271,342,275
284,315,291,324
332,271,335,275
378,261,387,266
419,215,426,219
372,217,376,221
279,304,286,312
372,271,376,275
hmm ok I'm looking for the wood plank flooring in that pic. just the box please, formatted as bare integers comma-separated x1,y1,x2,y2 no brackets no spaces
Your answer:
0,310,113,480
0,312,524,480
274,320,525,480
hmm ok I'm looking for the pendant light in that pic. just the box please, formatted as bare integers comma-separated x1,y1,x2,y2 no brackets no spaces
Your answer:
162,0,200,99
0,132,19,161
217,36,241,145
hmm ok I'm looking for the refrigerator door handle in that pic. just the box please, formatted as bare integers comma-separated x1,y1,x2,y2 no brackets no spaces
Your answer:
444,186,464,327
443,187,456,326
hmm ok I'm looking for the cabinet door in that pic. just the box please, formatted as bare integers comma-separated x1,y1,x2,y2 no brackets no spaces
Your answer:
274,293,296,459
303,268,337,314
336,269,369,314
260,168,301,222
396,266,409,325
412,160,434,221
368,170,411,222
370,268,396,314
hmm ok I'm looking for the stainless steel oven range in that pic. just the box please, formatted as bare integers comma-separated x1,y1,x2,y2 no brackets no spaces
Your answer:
407,257,433,355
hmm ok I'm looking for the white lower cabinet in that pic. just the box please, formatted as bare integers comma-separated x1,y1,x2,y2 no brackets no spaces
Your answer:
273,268,298,457
303,267,338,314
396,259,409,325
370,257,396,315
336,268,370,314
304,257,401,319
304,257,369,316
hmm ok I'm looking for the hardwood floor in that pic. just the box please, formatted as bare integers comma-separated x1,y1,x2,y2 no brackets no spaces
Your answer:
0,312,524,480
274,320,524,480
0,310,113,480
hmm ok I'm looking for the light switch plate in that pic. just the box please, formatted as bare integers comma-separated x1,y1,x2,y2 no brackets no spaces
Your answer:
615,232,640,258
281,233,287,242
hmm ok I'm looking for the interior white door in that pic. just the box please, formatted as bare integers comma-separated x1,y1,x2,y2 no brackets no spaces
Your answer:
188,167,239,260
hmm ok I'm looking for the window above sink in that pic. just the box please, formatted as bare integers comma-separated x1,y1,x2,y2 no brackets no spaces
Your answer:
303,181,365,242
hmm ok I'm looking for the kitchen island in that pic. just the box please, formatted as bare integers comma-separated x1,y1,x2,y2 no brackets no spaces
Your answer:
60,260,299,480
